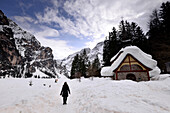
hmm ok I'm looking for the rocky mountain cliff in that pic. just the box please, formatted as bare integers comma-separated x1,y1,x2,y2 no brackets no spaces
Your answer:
56,42,104,77
0,10,58,78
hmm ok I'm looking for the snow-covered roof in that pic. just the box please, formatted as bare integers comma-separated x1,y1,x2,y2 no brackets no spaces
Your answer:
110,46,157,71
101,46,160,77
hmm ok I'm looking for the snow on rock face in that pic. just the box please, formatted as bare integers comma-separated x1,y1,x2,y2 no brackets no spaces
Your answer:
0,20,23,77
89,42,103,63
7,19,41,57
0,11,57,78
9,20,57,77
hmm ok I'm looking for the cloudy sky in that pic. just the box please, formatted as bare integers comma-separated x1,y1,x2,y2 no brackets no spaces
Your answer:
0,0,168,59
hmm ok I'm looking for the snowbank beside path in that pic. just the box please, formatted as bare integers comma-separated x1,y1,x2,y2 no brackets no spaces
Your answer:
0,75,170,113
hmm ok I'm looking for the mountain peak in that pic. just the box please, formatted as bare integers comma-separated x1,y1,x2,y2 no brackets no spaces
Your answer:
0,10,9,25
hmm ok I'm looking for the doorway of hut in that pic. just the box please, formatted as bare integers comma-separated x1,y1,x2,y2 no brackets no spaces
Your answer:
126,74,136,81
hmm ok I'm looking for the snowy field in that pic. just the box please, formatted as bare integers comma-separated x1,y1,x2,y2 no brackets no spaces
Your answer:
0,75,170,113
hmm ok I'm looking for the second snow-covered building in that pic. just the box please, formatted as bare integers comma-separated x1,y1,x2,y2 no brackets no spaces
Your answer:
101,46,160,82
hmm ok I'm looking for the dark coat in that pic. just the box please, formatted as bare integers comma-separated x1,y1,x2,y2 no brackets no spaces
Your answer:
60,82,70,97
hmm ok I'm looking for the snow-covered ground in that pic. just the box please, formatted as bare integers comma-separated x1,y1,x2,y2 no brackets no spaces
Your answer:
0,74,170,113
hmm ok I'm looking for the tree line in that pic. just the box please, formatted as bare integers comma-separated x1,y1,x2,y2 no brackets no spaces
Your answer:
70,50,100,79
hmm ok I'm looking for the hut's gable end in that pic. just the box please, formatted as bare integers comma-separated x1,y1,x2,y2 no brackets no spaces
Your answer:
116,55,148,72
114,54,150,81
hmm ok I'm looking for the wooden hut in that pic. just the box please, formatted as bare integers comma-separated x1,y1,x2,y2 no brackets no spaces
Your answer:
101,46,160,82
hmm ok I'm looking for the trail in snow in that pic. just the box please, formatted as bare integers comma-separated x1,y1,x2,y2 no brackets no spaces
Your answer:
0,77,73,113
0,75,170,113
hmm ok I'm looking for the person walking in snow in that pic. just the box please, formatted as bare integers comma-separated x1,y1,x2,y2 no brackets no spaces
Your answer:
60,82,71,105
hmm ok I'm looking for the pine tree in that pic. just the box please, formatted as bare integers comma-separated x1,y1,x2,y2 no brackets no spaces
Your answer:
148,9,161,40
160,1,170,33
125,20,132,40
103,40,111,66
109,27,117,41
80,49,89,77
82,49,89,67
119,20,126,40
79,56,86,77
131,22,137,39
87,56,101,77
70,54,79,78
93,56,100,71
92,56,101,77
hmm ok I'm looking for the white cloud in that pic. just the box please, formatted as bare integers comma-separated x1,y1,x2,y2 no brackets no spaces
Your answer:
34,35,78,59
51,0,167,36
62,0,165,35
13,16,35,30
35,7,59,24
32,26,78,59
13,16,34,23
34,26,59,37
33,26,78,59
